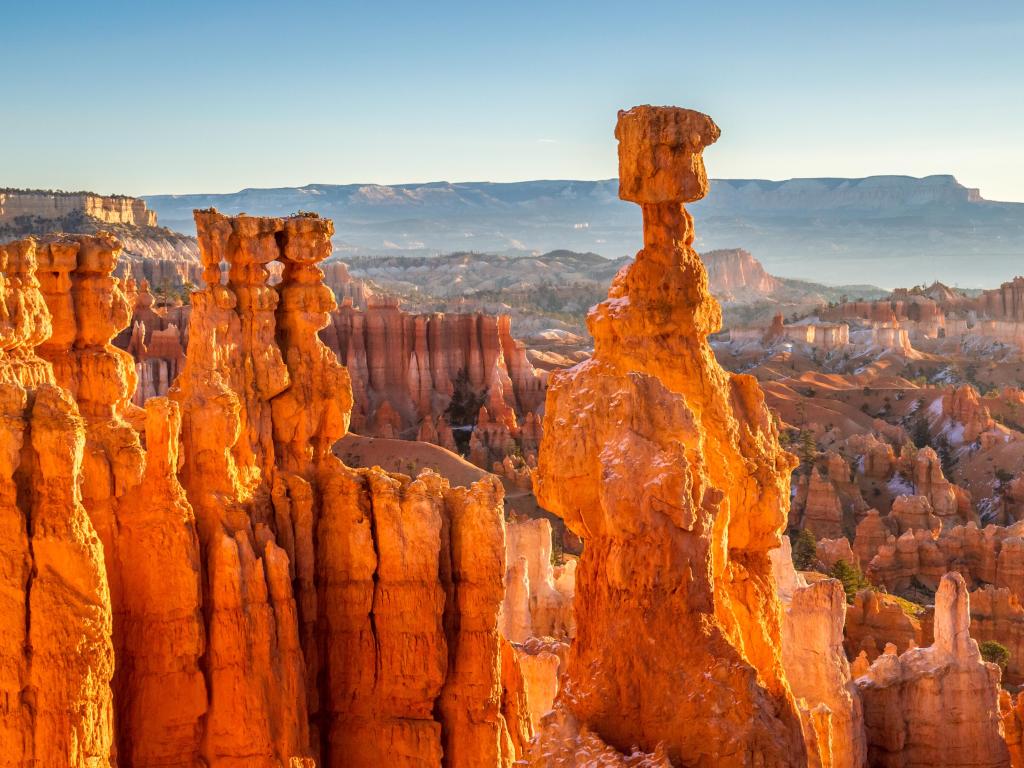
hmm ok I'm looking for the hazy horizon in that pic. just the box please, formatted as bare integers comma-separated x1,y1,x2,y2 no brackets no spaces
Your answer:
2,1,1023,201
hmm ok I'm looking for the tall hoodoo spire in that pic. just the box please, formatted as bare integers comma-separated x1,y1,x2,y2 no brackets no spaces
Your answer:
531,106,806,766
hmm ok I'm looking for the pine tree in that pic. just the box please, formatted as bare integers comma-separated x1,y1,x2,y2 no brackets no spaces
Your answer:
829,559,870,603
792,529,817,571
911,416,931,449
799,430,817,475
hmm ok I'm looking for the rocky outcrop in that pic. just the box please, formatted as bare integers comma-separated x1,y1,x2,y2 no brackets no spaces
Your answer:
772,539,866,768
321,297,546,454
854,509,895,565
945,384,996,444
32,233,206,767
529,106,806,764
856,573,1010,768
501,517,575,643
889,494,940,535
1,214,530,766
114,279,190,404
864,520,1024,598
844,589,924,661
0,236,115,766
801,467,846,539
169,209,523,766
702,248,780,300
911,447,964,527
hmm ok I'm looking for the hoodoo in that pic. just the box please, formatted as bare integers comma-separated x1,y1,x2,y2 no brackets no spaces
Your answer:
0,237,116,766
530,106,806,765
171,210,523,766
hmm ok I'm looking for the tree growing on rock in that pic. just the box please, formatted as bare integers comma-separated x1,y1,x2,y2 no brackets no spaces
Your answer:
445,368,487,427
980,640,1010,673
829,559,870,603
792,529,818,571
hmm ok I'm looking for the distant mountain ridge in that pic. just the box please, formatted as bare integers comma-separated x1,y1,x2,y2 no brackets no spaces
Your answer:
144,175,1024,288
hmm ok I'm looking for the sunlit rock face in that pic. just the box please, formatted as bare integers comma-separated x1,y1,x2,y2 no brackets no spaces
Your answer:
857,573,1010,768
772,538,867,768
0,236,115,767
528,105,806,766
0,219,529,767
169,209,525,766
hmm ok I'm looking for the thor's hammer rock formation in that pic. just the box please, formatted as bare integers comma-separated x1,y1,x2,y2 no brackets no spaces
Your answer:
530,106,806,765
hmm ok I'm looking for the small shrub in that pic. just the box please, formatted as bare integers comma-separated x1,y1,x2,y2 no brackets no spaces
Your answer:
980,640,1010,672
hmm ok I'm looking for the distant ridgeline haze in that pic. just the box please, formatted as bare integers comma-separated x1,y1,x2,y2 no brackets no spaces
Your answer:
145,174,1024,288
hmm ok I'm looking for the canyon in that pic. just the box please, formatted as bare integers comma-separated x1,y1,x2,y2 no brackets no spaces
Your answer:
1,105,1022,767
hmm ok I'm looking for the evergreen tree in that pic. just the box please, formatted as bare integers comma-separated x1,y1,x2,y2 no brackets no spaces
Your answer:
445,368,487,427
829,559,870,603
792,529,817,571
798,430,817,475
911,416,931,449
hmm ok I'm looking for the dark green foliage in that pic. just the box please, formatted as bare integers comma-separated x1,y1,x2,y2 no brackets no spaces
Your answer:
792,529,817,571
980,640,1010,672
829,559,870,603
444,368,487,428
935,434,956,478
798,430,817,475
911,416,931,449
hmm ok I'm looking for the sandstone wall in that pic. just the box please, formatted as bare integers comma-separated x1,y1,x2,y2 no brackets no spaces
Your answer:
0,236,115,766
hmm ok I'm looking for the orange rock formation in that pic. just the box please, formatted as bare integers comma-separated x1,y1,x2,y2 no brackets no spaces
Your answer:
530,106,806,764
772,539,866,768
0,216,528,767
857,573,1010,767
0,236,115,766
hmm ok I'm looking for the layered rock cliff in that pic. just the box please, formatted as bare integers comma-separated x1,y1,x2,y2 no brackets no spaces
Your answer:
0,190,157,227
529,106,806,765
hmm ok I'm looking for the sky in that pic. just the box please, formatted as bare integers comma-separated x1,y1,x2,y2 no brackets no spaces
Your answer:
2,0,1023,200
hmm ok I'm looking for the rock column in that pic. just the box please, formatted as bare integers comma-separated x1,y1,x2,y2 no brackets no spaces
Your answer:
531,106,805,765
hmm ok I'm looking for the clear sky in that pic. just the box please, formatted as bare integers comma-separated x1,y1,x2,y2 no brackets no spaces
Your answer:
3,0,1023,200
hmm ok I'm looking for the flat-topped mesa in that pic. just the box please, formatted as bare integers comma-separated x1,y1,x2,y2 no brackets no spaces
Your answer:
532,107,804,765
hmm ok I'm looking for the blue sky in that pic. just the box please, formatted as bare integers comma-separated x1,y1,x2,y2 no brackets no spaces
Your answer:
2,0,1023,199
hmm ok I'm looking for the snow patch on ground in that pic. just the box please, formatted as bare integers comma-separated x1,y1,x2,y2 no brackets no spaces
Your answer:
887,474,915,496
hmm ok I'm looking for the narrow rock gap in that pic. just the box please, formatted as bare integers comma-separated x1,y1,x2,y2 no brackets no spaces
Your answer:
365,479,383,685
432,499,457,767
13,391,39,757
